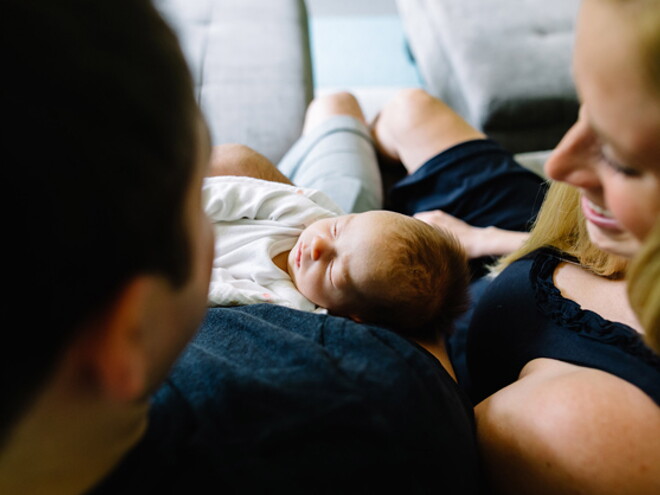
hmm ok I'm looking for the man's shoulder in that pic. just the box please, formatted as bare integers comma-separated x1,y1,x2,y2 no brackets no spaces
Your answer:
178,305,471,417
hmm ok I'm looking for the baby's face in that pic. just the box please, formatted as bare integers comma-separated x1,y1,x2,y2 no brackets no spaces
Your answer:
287,211,399,317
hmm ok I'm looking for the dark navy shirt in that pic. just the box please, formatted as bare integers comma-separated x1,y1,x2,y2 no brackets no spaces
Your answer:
92,304,482,494
389,139,547,280
467,248,660,405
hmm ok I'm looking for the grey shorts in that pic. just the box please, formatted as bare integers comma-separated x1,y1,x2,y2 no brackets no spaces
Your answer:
277,115,383,214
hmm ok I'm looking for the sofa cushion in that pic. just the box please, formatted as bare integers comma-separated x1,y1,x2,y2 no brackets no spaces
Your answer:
154,0,313,162
396,0,580,153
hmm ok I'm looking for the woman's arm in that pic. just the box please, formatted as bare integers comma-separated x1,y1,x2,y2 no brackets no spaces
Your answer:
475,358,660,495
413,210,529,258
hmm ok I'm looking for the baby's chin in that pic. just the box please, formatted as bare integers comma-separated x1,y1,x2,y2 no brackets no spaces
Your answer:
294,284,336,314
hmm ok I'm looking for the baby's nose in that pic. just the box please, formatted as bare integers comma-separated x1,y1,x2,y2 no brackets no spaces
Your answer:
311,235,331,261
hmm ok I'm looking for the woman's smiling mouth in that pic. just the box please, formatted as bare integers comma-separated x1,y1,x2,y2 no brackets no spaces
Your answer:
581,196,622,230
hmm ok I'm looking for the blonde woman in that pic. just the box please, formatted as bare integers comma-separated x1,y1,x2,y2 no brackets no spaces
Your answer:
374,0,660,492
470,0,660,492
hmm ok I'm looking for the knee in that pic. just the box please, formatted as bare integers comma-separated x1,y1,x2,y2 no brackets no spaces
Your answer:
211,143,256,164
208,143,264,177
309,91,360,111
304,91,365,131
378,88,440,135
387,88,437,111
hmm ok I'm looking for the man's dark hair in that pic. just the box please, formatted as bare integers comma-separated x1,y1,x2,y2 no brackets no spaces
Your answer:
2,0,200,443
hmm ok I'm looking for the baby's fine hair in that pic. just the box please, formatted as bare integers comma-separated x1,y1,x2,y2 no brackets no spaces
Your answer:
354,215,470,341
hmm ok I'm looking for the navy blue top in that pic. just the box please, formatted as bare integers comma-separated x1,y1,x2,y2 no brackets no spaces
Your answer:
389,139,546,233
467,248,660,405
92,304,482,494
389,139,547,279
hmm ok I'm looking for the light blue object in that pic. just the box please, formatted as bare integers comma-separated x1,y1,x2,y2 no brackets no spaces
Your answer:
310,15,422,87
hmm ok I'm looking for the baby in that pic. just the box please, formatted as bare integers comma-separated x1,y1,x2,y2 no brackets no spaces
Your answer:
204,175,469,338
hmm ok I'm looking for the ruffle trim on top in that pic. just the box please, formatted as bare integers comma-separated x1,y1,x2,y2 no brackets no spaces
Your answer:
530,248,660,370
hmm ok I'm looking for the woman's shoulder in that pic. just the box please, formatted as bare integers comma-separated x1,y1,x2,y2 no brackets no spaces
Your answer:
476,358,660,495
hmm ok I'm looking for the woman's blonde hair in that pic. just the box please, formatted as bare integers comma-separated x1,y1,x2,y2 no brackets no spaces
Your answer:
494,181,628,278
628,219,660,352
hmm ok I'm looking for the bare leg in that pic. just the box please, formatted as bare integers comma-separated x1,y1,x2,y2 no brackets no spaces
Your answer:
207,143,293,185
371,88,485,175
302,91,367,135
278,91,383,213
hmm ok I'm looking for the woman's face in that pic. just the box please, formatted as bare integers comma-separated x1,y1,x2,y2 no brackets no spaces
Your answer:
545,0,660,258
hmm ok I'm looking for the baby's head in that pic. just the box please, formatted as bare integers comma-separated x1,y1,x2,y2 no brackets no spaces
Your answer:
287,210,469,339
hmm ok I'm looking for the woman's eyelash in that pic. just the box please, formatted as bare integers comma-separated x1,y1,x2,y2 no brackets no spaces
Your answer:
599,149,640,177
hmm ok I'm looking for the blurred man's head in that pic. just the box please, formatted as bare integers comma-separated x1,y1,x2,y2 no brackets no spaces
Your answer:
2,0,213,445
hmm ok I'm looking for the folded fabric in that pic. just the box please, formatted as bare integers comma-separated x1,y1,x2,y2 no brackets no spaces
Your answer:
203,176,344,311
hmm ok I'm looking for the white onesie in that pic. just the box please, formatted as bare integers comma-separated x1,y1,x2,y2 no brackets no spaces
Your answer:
203,176,344,311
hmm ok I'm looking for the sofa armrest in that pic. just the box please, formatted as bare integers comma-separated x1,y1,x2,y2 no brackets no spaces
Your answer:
154,0,313,163
396,0,579,153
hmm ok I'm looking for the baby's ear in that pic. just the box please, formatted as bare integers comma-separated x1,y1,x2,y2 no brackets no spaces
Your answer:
328,308,363,324
349,314,363,324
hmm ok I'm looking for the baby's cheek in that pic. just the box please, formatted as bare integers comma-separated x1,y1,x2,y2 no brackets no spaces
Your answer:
296,274,318,301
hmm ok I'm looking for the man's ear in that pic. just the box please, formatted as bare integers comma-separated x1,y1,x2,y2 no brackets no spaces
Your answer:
81,277,155,403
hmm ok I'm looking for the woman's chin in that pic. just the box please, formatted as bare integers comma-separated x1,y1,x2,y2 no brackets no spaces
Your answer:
586,221,641,259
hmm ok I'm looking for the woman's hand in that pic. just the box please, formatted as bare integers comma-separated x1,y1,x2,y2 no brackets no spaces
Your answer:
414,210,486,258
413,210,529,258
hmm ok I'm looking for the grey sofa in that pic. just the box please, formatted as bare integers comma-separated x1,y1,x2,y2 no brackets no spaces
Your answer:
154,0,313,164
154,0,568,176
396,0,580,154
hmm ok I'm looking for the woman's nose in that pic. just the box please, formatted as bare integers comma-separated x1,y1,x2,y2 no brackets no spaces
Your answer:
545,109,601,190
310,235,331,261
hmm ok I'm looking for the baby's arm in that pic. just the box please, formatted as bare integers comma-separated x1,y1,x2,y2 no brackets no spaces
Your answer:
207,143,293,185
